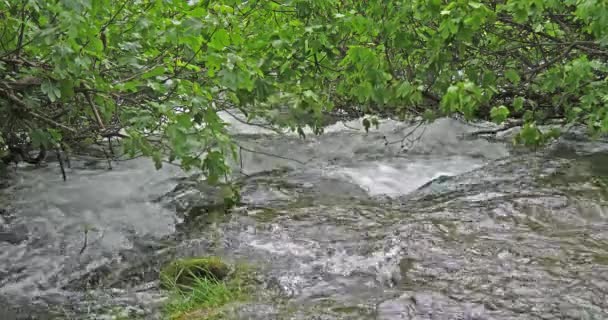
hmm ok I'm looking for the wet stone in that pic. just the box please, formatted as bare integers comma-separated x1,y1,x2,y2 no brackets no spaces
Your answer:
0,231,26,244
0,225,27,244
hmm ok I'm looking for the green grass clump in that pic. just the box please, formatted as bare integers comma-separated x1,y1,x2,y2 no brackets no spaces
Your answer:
161,257,230,290
161,257,253,320
164,277,235,320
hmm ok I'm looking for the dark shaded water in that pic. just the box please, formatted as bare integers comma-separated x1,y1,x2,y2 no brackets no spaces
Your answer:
1,116,607,319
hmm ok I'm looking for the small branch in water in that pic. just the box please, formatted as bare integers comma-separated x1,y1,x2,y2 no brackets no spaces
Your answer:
236,168,251,178
468,119,525,137
56,147,67,181
239,146,243,170
342,123,362,131
467,118,567,139
79,227,88,255
107,136,114,156
102,148,113,170
467,117,565,137
60,144,71,168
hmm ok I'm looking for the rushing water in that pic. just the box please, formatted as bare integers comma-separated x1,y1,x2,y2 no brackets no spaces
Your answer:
1,115,607,320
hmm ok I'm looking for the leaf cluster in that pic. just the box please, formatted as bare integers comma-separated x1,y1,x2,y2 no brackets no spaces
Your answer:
0,0,606,177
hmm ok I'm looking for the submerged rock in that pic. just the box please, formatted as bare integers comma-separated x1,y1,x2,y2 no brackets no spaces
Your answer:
0,224,27,244
161,177,240,217
0,231,27,244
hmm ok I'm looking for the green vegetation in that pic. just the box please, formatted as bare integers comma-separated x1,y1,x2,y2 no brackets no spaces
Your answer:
161,257,231,289
1,0,607,177
160,257,252,320
164,277,235,320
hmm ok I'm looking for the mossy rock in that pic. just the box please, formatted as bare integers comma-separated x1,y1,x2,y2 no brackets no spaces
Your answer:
161,257,231,290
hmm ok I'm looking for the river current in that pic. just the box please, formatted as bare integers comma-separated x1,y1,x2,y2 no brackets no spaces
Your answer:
1,114,607,319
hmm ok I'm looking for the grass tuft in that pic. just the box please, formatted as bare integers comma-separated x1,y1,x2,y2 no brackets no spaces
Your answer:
161,258,253,320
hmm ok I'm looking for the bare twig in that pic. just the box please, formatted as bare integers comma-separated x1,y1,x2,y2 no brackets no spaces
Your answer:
219,106,282,133
84,91,105,129
237,144,309,165
383,121,425,146
0,88,78,133
525,43,576,79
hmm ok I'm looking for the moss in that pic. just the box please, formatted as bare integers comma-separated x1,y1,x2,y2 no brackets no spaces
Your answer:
161,258,255,320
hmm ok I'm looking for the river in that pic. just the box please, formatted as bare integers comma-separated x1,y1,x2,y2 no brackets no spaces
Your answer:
1,115,607,319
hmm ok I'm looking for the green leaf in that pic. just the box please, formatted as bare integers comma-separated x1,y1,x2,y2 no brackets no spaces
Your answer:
59,80,75,99
423,110,436,122
490,105,510,124
29,129,50,149
513,97,524,111
175,114,192,129
504,69,521,84
41,79,61,102
523,110,535,122
89,37,104,53
518,123,541,145
209,29,231,50
141,66,165,79
219,69,239,91
47,128,63,142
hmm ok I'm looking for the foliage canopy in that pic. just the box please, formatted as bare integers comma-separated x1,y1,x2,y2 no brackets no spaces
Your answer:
1,0,607,179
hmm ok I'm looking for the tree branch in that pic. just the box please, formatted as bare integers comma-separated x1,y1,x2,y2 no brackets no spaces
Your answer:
0,88,78,133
